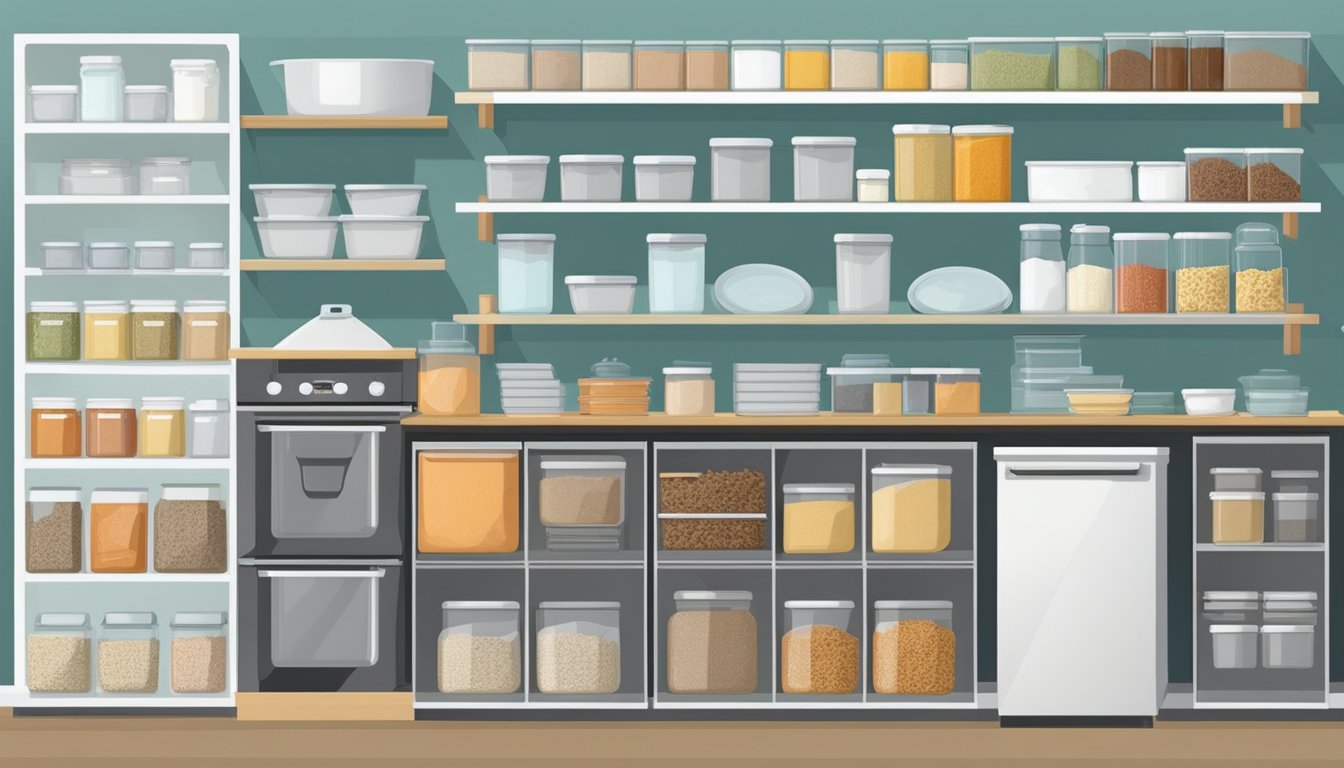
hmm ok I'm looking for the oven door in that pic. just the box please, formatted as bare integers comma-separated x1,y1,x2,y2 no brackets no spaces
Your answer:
239,409,406,558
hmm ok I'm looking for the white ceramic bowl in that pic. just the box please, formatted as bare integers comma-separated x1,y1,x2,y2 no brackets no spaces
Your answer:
254,216,339,259
1181,388,1237,416
344,184,427,216
250,184,335,217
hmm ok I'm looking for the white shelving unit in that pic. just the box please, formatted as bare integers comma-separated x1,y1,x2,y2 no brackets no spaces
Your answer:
458,201,1321,214
13,33,240,710
457,90,1319,106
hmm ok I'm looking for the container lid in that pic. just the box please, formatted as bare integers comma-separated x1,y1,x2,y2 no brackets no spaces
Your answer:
633,155,697,166
29,301,79,312
1261,625,1315,633
1173,232,1232,240
1070,224,1110,234
784,600,855,609
171,612,228,628
1112,233,1170,242
337,214,430,223
832,40,881,46
1208,491,1265,501
647,233,707,244
125,85,169,94
1210,467,1262,476
558,154,624,164
565,275,637,285
1183,148,1244,154
929,39,970,46
782,483,856,494
1102,32,1151,39
1272,492,1320,501
40,241,83,247
1150,32,1189,39
730,40,782,46
856,169,890,180
86,398,134,409
1245,147,1304,155
465,39,531,45
483,155,550,165
89,241,129,249
1205,591,1260,601
91,488,150,503
31,84,79,93
891,124,951,135
1271,470,1319,479
1020,223,1062,232
184,300,228,313
249,183,336,191
64,158,131,167
103,612,156,627
1055,36,1105,42
441,601,520,610
80,55,122,64
834,233,893,244
419,320,475,355
581,39,634,46
1224,32,1310,39
343,184,428,193
674,591,752,601
880,39,928,45
161,484,221,501
709,138,773,148
931,368,981,376
141,396,186,409
663,366,713,375
826,367,909,376
539,456,627,470
1209,624,1257,633
784,40,830,45
967,37,1054,43
36,613,89,628
531,39,582,46
31,397,78,409
1137,161,1186,167
131,299,178,310
538,601,620,609
170,58,219,68
28,487,81,502
792,136,857,147
591,357,632,378
841,353,891,367
133,240,175,248
496,233,556,242
872,463,952,477
1185,31,1227,36
634,40,684,46
189,242,226,249
1026,161,1133,168
189,399,229,412
952,125,1014,135
874,600,953,609
1263,591,1317,602
1182,388,1236,395
1236,222,1280,245
140,156,191,164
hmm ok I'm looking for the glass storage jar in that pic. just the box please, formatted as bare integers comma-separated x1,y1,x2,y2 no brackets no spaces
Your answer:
123,85,169,122
85,398,136,458
1066,224,1114,314
467,40,530,91
1104,33,1153,90
181,300,228,360
139,396,186,457
871,464,952,553
535,601,621,694
155,483,226,573
855,169,890,202
188,399,230,458
873,601,956,695
91,488,149,572
79,55,124,121
935,369,981,415
417,451,520,554
130,300,180,360
634,41,685,90
497,234,555,314
1235,244,1285,314
1019,224,1065,313
648,234,707,314
139,157,191,195
170,612,228,693
1151,32,1189,90
1114,233,1170,314
881,40,928,90
1056,37,1104,90
685,41,729,90
170,59,220,121
1186,148,1246,202
99,612,159,693
783,484,855,554
784,40,830,90
892,124,952,202
929,40,969,90
731,40,782,90
1174,232,1231,313
83,300,130,360
28,613,92,693
830,40,880,90
581,40,632,91
969,37,1055,90
1224,32,1309,90
438,601,522,694
668,591,758,693
30,397,81,458
1187,31,1225,90
663,366,714,416
1246,148,1302,202
531,40,581,90
27,487,82,573
781,600,859,694
418,321,480,416
27,301,80,361
952,125,1012,202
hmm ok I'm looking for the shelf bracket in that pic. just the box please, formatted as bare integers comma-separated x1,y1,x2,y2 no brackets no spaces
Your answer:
477,194,494,242
478,103,494,130
1283,103,1302,129
1283,212,1299,240
478,294,497,355
1283,302,1305,356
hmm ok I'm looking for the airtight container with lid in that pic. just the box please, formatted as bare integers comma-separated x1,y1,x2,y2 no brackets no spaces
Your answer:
188,399,230,458
1271,469,1318,494
131,300,180,360
710,138,772,201
90,489,150,572
856,169,889,202
1246,148,1302,203
781,600,858,694
559,155,624,201
929,40,970,90
582,40,632,91
648,234,707,314
99,612,159,693
731,41,782,90
1187,31,1226,90
80,56,124,121
182,300,228,360
30,84,78,122
28,613,92,692
497,234,556,314
831,40,881,90
1026,161,1134,203
634,156,695,202
418,321,480,416
1210,467,1262,492
1114,233,1169,314
140,397,186,457
124,85,169,122
134,241,175,270
438,601,522,694
1104,33,1153,90
1185,149,1247,202
1211,491,1265,544
154,484,226,573
873,601,957,695
139,157,191,195
484,155,550,202
89,241,130,270
935,369,982,415
667,591,758,694
1019,224,1065,314
27,301,80,361
892,124,952,202
870,464,952,553
1262,625,1314,669
467,40,530,90
535,602,621,694
26,487,83,573
1151,32,1189,90
40,241,83,271
952,125,1013,202
784,40,830,90
634,41,686,90
835,234,893,314
663,365,714,416
1137,162,1186,202
538,455,626,527
86,398,136,458
1272,492,1319,542
170,612,228,693
783,484,856,554
1056,37,1104,90
1210,625,1258,669
532,40,582,90
881,40,929,90
685,41,729,90
83,300,129,360
969,38,1055,90
566,275,637,314
188,242,227,269
1224,33,1310,91
827,366,904,414
1173,232,1232,313
30,397,81,458
1203,591,1259,623
170,59,219,121
61,158,133,195
792,137,857,202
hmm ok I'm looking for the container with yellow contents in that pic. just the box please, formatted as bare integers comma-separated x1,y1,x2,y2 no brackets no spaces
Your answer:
870,464,952,553
139,396,185,457
783,483,855,554
417,321,480,417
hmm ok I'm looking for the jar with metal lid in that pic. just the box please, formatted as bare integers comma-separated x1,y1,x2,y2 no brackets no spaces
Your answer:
170,612,228,693
83,300,130,360
1174,232,1231,313
170,59,220,121
79,55,124,121
182,300,229,360
27,301,80,361
873,600,956,695
1019,224,1065,313
785,40,830,90
139,157,191,195
1114,233,1170,314
99,612,160,693
91,488,149,572
668,591,758,693
155,484,226,573
418,321,480,416
28,613,91,692
30,397,81,458
140,397,186,457
535,601,621,694
27,487,83,573
929,40,969,90
892,124,952,202
438,601,522,694
663,365,714,416
131,300,180,360
188,399,230,458
86,398,137,458
830,40,880,90
781,600,859,694
1066,224,1114,313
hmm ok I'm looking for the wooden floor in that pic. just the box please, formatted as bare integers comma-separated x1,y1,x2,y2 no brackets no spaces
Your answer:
2,713,1343,766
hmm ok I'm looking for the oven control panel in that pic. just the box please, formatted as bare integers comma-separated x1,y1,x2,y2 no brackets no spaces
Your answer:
237,360,416,405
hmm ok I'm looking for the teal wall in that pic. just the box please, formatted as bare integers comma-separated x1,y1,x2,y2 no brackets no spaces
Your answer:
4,0,1344,687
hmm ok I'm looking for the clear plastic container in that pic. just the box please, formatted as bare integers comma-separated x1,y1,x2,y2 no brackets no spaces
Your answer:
1019,224,1066,313
900,370,938,416
170,612,228,693
1013,334,1085,368
1129,391,1177,415
1210,467,1262,492
40,241,83,270
935,369,981,415
1210,625,1257,669
781,600,859,694
538,455,626,527
730,40,782,90
88,241,130,269
1114,233,1169,314
90,489,149,572
188,242,227,269
1235,240,1285,314
667,591,758,693
827,367,901,414
531,40,581,90
170,59,219,121
969,38,1055,90
685,41,729,91
881,40,928,90
535,601,621,694
1187,31,1225,90
1211,491,1265,544
873,601,956,695
99,612,159,693
28,613,91,692
30,397,81,458
648,233,707,313
1262,625,1313,669
485,155,550,202
86,398,136,458
27,301,80,361
1151,32,1189,90
497,234,555,314
1186,148,1246,202
1224,32,1310,91
84,300,130,360
139,157,191,195
856,169,889,202
154,484,226,573
1066,224,1114,314
582,40,632,91
952,125,1012,202
467,40,530,91
784,40,830,90
418,321,480,416
134,241,175,270
438,601,521,694
871,464,952,553
123,85,169,122
61,159,132,195
793,137,856,202
834,233,892,313
26,487,82,573
891,124,952,202
1104,33,1153,90
139,397,186,457
182,300,229,360
634,41,685,91
783,484,855,554
80,55,124,121
1246,148,1302,203
29,84,78,122
1174,232,1231,313
831,40,881,90
131,300,180,360
710,138,772,201
664,366,714,416
1056,37,1104,90
929,40,969,90
188,399,229,458
1272,492,1319,542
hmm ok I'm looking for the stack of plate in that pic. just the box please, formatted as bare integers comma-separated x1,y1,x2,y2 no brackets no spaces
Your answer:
578,378,651,415
733,363,822,415
496,363,564,414
1065,388,1134,416
544,525,622,551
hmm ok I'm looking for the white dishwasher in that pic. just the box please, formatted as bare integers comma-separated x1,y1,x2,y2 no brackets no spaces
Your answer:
995,447,1168,722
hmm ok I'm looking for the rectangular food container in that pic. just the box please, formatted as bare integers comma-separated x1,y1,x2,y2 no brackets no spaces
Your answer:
1210,467,1262,492
1129,391,1177,414
831,40,881,90
870,464,952,553
271,58,433,116
538,456,626,527
834,234,892,313
124,85,169,122
1271,492,1319,542
484,155,550,202
968,37,1055,90
1056,37,1104,90
467,40,530,91
952,125,1013,202
40,242,83,271
1261,625,1314,669
710,138,772,201
783,484,855,554
254,216,339,260
634,156,695,202
1210,491,1264,544
1104,33,1153,90
784,40,830,90
418,451,519,553
634,41,685,90
88,241,130,270
531,40,581,90
828,367,903,413
30,85,78,122
1224,33,1310,90
497,234,555,314
60,158,133,195
344,184,426,216
1137,162,1186,202
731,41,782,90
559,155,624,201
139,157,190,195
339,215,428,260
935,369,981,415
1210,625,1257,669
1187,31,1225,90
1182,388,1235,416
792,137,856,202
1246,148,1302,203
187,242,227,269
134,241,175,270
250,184,335,217
582,40,632,91
1025,162,1133,203
685,41,729,90
1245,389,1308,416
565,275,637,314
1203,591,1259,623
1185,149,1246,202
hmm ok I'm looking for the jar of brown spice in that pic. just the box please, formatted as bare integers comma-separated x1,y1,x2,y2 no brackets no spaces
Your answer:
1104,33,1152,90
1186,31,1225,91
85,398,137,458
1150,33,1188,91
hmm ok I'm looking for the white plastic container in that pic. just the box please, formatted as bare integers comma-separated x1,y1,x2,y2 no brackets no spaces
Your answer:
1181,388,1236,416
40,242,84,271
834,234,892,314
1025,161,1134,202
856,169,889,202
170,59,220,121
344,184,426,216
1262,625,1314,669
484,156,550,202
139,157,191,195
497,234,555,314
88,242,131,270
254,216,340,260
710,138,772,202
249,184,335,217
731,40,783,90
124,85,169,122
30,85,78,122
187,242,227,270
339,215,429,260
634,156,695,202
648,234,706,314
134,241,176,270
188,399,230,458
792,137,857,201
566,276,637,314
559,155,624,201
1137,161,1186,202
1210,625,1258,669
270,58,433,116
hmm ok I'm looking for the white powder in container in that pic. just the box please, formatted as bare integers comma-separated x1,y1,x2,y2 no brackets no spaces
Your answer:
1066,263,1114,313
732,48,782,90
931,62,969,90
1020,256,1066,312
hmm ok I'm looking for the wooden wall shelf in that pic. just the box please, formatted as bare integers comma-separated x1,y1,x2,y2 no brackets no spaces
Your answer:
241,259,445,272
241,115,448,130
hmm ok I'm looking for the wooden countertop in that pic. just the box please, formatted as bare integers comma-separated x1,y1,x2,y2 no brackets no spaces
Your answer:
403,411,1344,428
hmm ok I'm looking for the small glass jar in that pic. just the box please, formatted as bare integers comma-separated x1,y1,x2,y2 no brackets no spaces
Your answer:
1173,232,1232,313
99,612,160,693
929,40,969,90
83,300,130,360
882,40,928,90
154,484,226,573
418,321,481,416
1246,148,1302,202
581,40,632,91
497,234,556,314
79,55,124,121
28,613,92,693
1235,244,1285,314
90,489,150,572
139,157,191,195
535,601,621,694
663,366,714,416
730,40,782,90
1185,148,1246,202
1104,33,1153,90
873,601,956,695
634,41,686,91
170,612,228,693
531,40,581,90
31,397,81,458
188,399,230,458
438,601,522,694
1019,224,1066,314
952,125,1013,202
140,397,186,457
27,487,83,573
1055,37,1104,90
1114,233,1170,314
467,40,530,91
27,301,80,361
781,600,858,694
668,591,758,694
1066,224,1114,314
1151,33,1189,91
170,59,220,121
856,169,889,202
785,40,830,90
181,300,229,360
830,40,880,90
1187,31,1225,91
892,124,952,202
85,398,137,458
685,41,729,90
131,300,180,360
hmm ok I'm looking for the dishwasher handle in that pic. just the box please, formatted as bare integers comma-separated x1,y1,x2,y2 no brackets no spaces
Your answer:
1006,461,1143,477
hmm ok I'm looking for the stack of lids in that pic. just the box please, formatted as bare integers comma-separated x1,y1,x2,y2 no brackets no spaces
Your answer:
579,358,650,415
496,363,564,414
733,363,823,415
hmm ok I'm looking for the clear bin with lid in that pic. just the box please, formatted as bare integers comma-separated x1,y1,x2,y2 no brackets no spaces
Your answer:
531,40,581,90
1186,149,1246,202
784,40,830,90
582,40,632,91
1114,233,1169,314
1056,37,1104,90
1130,391,1177,415
1203,591,1259,623
1066,225,1114,314
99,612,159,693
856,169,889,202
91,488,149,572
1262,625,1314,669
835,233,893,313
881,40,928,90
30,397,81,458
828,366,902,414
783,484,855,554
467,40,530,91
27,301,80,361
155,483,226,573
80,56,124,121
130,299,179,359
559,154,624,202
1235,240,1285,314
710,138,772,201
497,234,555,314
929,40,969,90
27,487,82,573
1211,467,1262,492
189,399,229,458
535,601,621,694
1225,33,1309,90
418,321,480,416
485,155,549,202
124,85,169,122
40,241,83,270
188,242,227,269
648,233,707,313
871,464,952,553
1151,32,1189,90
30,84,78,122
873,600,956,695
88,241,130,269
731,40,782,90
182,300,228,360
685,41,729,91
438,601,521,694
140,396,185,457
793,137,856,201
1272,492,1319,542
831,40,880,90
634,41,685,91
781,600,858,694
61,160,133,196
170,612,228,693
1210,625,1258,669
1188,31,1225,90
28,613,91,692
969,38,1054,90
538,455,625,527
86,398,136,458
1104,33,1152,90
664,365,714,416
891,124,951,202
952,125,1012,202
1211,491,1264,544
1019,224,1065,314
1246,148,1302,203
82,300,128,360
932,369,980,415
668,591,758,693
1174,232,1231,313
139,157,190,195
134,241,175,270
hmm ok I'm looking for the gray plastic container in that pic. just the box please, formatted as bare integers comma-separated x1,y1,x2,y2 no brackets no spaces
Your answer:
710,138,772,201
792,137,856,201
1210,624,1257,669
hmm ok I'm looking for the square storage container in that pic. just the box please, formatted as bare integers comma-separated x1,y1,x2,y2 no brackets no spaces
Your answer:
1105,33,1153,90
1225,33,1309,90
1261,625,1314,669
1235,240,1285,314
39,241,83,271
344,184,426,217
485,156,550,202
130,300,180,360
1151,32,1189,90
170,59,219,121
26,487,83,573
254,216,339,260
870,464,952,553
188,399,230,458
1173,232,1231,313
250,184,335,217
1211,491,1264,544
667,591,757,693
27,301,80,361
30,397,81,458
1188,31,1225,90
835,234,892,313
1137,162,1186,202
783,484,855,554
187,242,227,269
929,40,970,90
154,483,226,573
784,40,830,90
559,155,624,202
710,138,772,201
1026,162,1133,203
340,215,429,260
831,40,881,90
88,241,130,270
83,300,130,360
134,241,175,270
124,85,169,122
30,85,78,122
417,451,520,553
531,40,581,90
634,156,695,202
99,612,159,693
75,54,122,117
582,40,632,91
263,569,384,667
417,321,480,417
538,456,626,527
781,600,858,694
892,124,952,202
969,38,1055,90
873,601,956,695
1056,37,1104,90
900,370,938,415
685,41,730,90
1114,233,1169,314
634,41,685,90
1210,625,1258,669
61,158,133,195
1246,148,1302,203
663,366,715,416
182,300,229,360
85,398,136,458
139,157,190,195
935,369,981,415
952,125,1013,202
648,233,706,314
497,234,555,314
467,40,530,91
438,601,521,694
856,169,890,202
139,397,186,456
731,41,782,90
566,276,636,314
792,137,856,202
881,40,928,90
28,613,91,693
90,489,149,572
1186,149,1246,202
535,601,621,694
1211,467,1262,492
170,612,228,693
1272,492,1319,542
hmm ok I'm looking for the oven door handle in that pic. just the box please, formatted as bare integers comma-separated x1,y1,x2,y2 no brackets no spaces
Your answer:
258,569,386,579
257,425,387,434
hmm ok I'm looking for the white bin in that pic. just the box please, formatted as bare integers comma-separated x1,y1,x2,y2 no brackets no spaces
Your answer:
1262,625,1314,669
1026,161,1134,202
566,276,637,314
559,155,624,201
648,234,706,313
40,242,84,270
250,184,335,217
634,156,696,201
1137,161,1186,202
254,216,340,259
30,85,78,122
187,242,227,269
835,234,892,313
792,137,857,202
485,156,550,202
344,184,426,216
710,138,772,201
497,234,556,314
134,241,176,270
339,215,429,260
124,85,169,122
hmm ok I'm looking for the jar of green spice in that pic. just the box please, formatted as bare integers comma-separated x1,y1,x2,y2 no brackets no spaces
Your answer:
130,300,180,360
1056,37,1104,90
27,302,80,361
969,37,1056,90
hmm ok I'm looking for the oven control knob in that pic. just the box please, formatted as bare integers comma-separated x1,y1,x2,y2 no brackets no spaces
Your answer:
298,382,314,396
333,382,349,396
266,381,283,396
368,381,386,397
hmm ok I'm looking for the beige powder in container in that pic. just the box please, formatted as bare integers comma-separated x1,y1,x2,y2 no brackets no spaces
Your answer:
635,45,686,90
832,48,880,90
468,49,529,90
532,44,581,90
686,47,729,90
583,50,631,90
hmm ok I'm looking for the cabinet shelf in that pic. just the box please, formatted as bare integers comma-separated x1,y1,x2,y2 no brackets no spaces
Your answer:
24,572,230,583
1195,543,1325,553
241,259,445,272
23,122,231,135
24,458,231,470
459,201,1320,214
457,90,1319,106
453,312,1319,327
25,195,231,206
23,267,229,277
26,362,231,376
241,115,447,130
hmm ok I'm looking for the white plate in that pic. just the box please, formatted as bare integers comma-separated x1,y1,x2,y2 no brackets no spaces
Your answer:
907,266,1013,314
714,264,814,314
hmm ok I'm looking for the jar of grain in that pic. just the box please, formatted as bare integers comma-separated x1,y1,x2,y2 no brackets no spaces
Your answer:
1235,243,1285,314
951,125,1012,202
730,40,782,90
1056,37,1104,90
871,464,952,553
1224,32,1310,91
685,41,729,90
188,399,230,458
139,397,186,457
535,601,621,694
934,369,981,415
91,488,149,573
968,37,1056,90
1246,148,1302,203
418,321,480,416
1211,491,1265,544
170,612,228,693
467,40,530,91
663,366,714,416
784,40,830,90
830,40,880,90
1151,32,1189,90
85,398,137,458
1114,233,1170,314
1187,31,1225,91
1173,232,1231,313
155,484,226,573
1185,148,1247,202
99,612,159,693
581,40,632,91
538,455,626,527
181,300,229,360
781,600,859,694
873,601,956,695
1104,33,1153,90
929,40,969,90
30,397,81,458
856,169,890,202
131,299,180,360
668,591,758,694
1066,224,1114,313
892,124,952,202
634,41,686,90
28,613,91,693
530,40,580,90
27,301,80,361
83,300,130,360
783,484,855,554
27,487,82,573
881,39,928,90
438,601,521,694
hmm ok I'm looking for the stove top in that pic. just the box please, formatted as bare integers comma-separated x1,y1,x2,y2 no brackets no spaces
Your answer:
237,359,416,406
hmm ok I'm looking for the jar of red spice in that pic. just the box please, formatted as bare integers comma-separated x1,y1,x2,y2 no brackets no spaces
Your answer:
1114,233,1170,314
